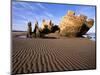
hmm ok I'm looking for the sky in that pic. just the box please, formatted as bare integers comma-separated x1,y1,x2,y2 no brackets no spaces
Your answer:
12,0,96,33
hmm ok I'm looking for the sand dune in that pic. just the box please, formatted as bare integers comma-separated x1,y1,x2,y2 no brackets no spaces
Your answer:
11,32,96,74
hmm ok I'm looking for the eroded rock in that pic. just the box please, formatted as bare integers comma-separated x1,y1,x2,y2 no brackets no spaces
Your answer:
59,10,94,37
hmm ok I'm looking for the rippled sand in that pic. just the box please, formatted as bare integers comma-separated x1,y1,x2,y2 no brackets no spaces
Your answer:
11,32,96,74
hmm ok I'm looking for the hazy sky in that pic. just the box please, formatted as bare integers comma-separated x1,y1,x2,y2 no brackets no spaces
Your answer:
12,1,96,33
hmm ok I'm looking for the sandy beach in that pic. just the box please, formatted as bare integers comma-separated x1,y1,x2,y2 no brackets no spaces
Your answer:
11,32,96,74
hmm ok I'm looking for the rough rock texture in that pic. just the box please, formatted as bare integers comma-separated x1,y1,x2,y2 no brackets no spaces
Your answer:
59,10,94,37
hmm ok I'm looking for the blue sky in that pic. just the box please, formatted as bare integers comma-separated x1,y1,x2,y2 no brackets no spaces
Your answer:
12,1,96,33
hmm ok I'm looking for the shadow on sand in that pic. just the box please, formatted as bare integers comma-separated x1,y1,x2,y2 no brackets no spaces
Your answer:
40,36,58,39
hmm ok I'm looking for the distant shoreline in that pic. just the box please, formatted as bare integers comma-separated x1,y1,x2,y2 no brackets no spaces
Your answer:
12,31,95,41
12,30,27,32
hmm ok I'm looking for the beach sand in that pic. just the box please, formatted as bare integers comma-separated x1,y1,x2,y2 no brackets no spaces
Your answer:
11,32,96,74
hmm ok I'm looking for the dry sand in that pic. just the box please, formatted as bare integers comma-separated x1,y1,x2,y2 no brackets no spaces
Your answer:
11,32,96,74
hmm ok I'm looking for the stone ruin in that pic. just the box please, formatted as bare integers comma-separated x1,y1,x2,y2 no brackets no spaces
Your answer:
59,10,94,37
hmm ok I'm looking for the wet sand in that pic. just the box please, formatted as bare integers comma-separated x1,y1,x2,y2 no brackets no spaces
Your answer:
11,32,96,74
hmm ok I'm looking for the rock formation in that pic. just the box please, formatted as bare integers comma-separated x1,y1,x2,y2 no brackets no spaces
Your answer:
41,19,47,29
26,22,32,38
41,19,54,31
59,10,94,37
33,20,40,38
48,20,54,31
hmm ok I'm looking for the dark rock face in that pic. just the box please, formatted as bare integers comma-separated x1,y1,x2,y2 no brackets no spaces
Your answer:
51,25,60,33
26,22,32,38
59,10,94,37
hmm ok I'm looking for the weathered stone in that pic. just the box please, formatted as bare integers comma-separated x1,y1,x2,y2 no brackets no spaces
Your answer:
41,19,54,34
41,19,47,29
41,19,53,31
86,19,94,28
48,20,54,31
33,21,40,38
26,22,32,38
67,10,75,16
59,10,94,37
